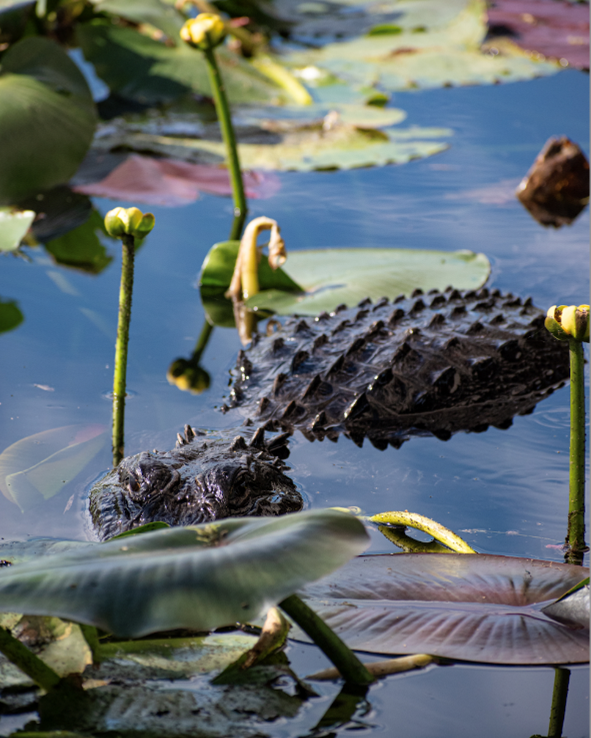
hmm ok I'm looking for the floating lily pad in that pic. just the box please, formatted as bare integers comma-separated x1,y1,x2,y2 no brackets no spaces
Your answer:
95,107,451,171
0,424,107,511
44,210,113,274
0,37,97,204
0,297,24,334
0,208,35,252
199,240,490,322
77,20,289,105
296,554,589,665
90,0,186,44
0,509,368,637
283,0,560,92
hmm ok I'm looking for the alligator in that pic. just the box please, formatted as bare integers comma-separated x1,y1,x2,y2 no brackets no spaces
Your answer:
89,286,569,541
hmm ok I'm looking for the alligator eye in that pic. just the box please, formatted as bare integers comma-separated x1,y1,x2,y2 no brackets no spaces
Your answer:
127,473,140,493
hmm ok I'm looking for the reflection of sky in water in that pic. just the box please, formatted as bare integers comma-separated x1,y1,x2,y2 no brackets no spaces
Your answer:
0,68,588,735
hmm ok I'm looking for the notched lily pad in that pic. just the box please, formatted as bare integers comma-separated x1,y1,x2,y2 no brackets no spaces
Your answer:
296,554,589,665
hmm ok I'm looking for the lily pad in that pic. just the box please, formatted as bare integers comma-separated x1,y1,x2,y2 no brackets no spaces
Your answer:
90,0,186,44
0,37,97,204
94,108,451,171
283,0,560,92
0,509,369,637
296,554,589,665
0,297,24,334
199,240,490,321
77,20,289,106
0,207,35,252
0,424,107,511
44,210,113,274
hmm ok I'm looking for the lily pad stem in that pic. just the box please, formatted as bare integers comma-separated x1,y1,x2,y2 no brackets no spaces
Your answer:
0,626,61,691
279,594,375,686
370,511,476,554
203,46,247,228
112,234,135,467
548,667,570,737
567,339,586,564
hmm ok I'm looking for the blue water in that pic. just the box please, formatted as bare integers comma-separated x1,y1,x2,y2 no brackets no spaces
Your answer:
0,68,588,737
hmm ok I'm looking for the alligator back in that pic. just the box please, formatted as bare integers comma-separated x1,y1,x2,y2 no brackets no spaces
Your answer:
225,287,569,449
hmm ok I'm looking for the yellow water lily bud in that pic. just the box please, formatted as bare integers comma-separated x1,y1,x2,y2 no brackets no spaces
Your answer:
545,304,589,342
180,14,226,50
104,207,155,239
167,359,211,394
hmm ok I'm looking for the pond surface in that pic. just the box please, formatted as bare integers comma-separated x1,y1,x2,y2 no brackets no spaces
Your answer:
0,68,589,736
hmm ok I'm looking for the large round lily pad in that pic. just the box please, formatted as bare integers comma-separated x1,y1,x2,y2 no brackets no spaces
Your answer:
296,554,589,665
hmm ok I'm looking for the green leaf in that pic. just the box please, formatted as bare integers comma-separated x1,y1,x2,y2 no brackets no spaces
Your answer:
0,509,369,637
283,0,560,93
44,210,113,274
296,554,590,665
90,0,186,44
0,424,107,511
77,20,289,105
0,207,34,252
0,38,96,204
0,297,24,334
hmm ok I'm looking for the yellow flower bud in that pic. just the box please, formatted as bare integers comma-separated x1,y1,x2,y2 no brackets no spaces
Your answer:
167,359,211,394
545,304,589,343
104,207,155,240
180,14,226,50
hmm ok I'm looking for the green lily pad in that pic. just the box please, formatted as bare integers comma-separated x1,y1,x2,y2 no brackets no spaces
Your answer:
283,0,560,92
77,20,289,105
95,108,451,171
0,297,24,334
90,0,186,44
199,240,490,321
0,37,97,204
295,554,589,665
0,207,34,252
0,509,368,637
0,424,107,511
44,210,113,274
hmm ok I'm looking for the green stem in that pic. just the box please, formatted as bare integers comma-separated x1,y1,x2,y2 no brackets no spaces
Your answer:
229,211,247,241
79,623,101,664
0,626,61,691
203,46,247,225
279,594,374,686
548,667,570,737
566,339,586,565
191,319,214,364
112,234,135,467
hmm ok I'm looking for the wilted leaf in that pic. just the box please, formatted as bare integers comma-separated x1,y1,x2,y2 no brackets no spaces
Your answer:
77,20,289,106
283,0,560,93
0,509,369,637
487,0,589,70
0,38,96,204
0,207,34,252
0,297,24,334
74,154,281,206
0,424,107,511
296,554,589,665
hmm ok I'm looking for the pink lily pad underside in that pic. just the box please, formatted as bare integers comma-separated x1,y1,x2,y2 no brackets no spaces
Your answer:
298,554,589,665
73,154,280,206
487,0,589,70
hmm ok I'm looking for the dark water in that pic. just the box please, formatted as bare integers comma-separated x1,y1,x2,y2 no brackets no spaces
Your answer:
0,68,589,736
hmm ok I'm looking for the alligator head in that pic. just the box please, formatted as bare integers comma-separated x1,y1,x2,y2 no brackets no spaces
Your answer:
89,426,301,541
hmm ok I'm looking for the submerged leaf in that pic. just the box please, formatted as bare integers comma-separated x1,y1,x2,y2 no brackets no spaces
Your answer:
0,424,107,511
296,554,589,665
0,509,368,637
0,38,96,204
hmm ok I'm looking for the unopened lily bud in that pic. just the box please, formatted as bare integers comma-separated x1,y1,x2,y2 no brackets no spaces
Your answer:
104,207,155,239
180,14,226,50
167,359,211,394
545,304,589,343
